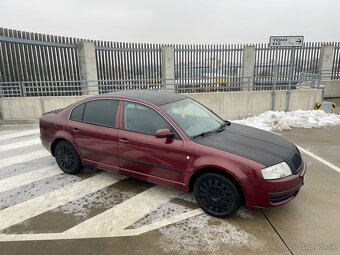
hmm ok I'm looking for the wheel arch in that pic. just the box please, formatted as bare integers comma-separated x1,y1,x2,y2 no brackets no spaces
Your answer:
51,137,79,158
188,167,246,203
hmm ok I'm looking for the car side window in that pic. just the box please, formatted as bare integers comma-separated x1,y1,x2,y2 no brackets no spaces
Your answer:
70,103,85,121
124,102,179,138
81,100,119,127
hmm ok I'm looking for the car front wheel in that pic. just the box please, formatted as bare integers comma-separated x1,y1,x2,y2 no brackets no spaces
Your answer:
55,141,82,174
194,173,241,217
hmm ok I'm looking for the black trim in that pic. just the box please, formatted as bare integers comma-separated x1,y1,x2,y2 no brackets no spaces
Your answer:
268,182,302,203
79,146,181,173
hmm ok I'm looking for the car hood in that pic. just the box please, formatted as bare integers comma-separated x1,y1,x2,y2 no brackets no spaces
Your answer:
194,123,296,167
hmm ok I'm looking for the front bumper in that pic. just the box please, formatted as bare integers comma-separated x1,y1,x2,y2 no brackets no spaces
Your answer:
243,162,306,208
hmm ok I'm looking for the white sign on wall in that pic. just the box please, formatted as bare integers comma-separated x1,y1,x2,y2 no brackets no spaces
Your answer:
269,36,304,47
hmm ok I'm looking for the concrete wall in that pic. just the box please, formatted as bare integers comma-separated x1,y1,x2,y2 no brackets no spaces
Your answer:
322,80,340,98
0,89,322,125
0,96,87,125
184,88,322,120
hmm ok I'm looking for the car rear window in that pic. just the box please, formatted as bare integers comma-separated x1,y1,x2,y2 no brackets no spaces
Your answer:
70,103,85,121
74,99,119,127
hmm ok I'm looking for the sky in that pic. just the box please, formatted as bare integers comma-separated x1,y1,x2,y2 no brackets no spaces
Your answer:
0,0,339,44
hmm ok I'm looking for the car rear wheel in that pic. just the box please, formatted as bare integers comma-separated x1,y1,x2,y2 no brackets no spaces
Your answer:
55,141,82,174
194,173,241,217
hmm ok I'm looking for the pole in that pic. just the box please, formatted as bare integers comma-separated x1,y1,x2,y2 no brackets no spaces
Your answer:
286,47,295,111
271,48,279,111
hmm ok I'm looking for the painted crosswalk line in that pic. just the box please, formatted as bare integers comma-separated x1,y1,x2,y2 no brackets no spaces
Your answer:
64,186,174,237
0,191,202,241
0,127,203,242
0,129,39,141
0,165,61,193
0,150,49,168
0,172,125,231
0,138,41,152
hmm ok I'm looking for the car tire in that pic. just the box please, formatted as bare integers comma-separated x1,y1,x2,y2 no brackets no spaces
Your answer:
55,141,82,174
194,173,241,218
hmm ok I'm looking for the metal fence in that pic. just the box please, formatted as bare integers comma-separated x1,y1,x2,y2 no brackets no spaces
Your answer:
0,28,81,83
1,76,326,97
95,42,163,88
253,42,322,90
1,28,340,97
174,44,243,90
332,43,340,78
0,80,166,97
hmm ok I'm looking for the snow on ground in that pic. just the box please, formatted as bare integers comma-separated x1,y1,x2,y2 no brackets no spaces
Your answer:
233,110,340,132
158,214,259,254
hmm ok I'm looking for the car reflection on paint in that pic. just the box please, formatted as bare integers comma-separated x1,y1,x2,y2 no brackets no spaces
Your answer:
40,90,306,217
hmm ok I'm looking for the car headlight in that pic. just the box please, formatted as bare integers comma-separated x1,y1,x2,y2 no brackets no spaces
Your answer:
261,162,292,180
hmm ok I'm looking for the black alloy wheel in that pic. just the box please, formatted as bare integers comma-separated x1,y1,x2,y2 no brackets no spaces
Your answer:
194,173,241,217
55,141,82,174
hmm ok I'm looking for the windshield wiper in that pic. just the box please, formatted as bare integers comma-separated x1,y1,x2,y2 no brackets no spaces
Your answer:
219,120,231,129
192,121,231,138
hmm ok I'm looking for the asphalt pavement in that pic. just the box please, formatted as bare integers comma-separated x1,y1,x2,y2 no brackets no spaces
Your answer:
0,124,339,255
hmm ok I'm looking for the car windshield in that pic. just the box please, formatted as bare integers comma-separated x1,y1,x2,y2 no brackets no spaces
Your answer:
161,98,225,138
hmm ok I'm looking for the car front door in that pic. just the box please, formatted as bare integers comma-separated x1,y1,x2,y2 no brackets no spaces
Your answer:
118,101,184,185
69,99,120,171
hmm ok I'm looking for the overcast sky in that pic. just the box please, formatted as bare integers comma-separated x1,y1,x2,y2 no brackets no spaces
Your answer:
0,0,339,44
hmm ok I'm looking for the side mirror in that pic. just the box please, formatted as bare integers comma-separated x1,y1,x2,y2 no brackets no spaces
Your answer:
155,128,174,138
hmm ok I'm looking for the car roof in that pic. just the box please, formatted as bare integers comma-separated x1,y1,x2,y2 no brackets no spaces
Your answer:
101,90,188,106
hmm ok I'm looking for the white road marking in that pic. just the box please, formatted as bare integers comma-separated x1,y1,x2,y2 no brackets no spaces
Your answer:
0,129,39,141
64,186,173,237
298,145,340,174
0,172,125,231
0,150,49,168
0,138,41,152
116,208,204,237
0,165,61,193
0,208,203,241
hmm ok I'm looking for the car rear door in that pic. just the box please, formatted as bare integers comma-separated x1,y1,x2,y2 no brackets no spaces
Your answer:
69,99,120,170
118,101,184,184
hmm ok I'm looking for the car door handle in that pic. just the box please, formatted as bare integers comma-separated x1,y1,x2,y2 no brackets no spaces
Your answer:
72,128,80,133
119,138,129,143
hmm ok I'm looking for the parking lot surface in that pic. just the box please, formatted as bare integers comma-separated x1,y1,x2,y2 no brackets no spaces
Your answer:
0,124,339,255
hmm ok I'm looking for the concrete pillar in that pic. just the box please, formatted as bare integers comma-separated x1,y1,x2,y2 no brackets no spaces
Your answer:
318,44,334,79
77,41,98,95
161,46,175,92
241,46,255,91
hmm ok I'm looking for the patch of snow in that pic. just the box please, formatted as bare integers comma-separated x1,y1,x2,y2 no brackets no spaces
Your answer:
169,191,196,203
129,201,191,229
233,110,340,131
54,187,134,219
158,214,259,254
235,207,254,219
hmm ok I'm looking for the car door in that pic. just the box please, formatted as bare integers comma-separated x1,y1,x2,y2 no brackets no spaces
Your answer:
69,99,120,170
118,101,184,184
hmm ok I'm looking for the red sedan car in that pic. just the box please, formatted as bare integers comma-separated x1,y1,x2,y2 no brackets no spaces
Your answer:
40,90,306,217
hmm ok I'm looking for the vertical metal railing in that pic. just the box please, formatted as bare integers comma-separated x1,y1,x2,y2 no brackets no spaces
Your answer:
0,28,81,87
174,44,243,92
332,43,340,79
254,42,322,90
95,42,163,92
